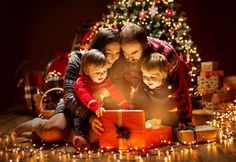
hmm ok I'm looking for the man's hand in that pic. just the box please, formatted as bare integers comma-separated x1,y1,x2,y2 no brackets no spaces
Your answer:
89,115,104,136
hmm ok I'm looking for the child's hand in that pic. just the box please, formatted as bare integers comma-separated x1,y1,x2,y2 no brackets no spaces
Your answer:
95,107,106,118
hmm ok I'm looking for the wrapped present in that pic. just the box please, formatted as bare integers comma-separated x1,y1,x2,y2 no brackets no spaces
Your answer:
144,118,172,147
201,90,235,103
211,90,235,103
175,125,218,144
201,94,213,102
99,110,146,150
201,101,215,109
197,76,222,94
144,126,172,148
200,70,224,77
201,61,219,71
99,111,172,150
201,101,231,110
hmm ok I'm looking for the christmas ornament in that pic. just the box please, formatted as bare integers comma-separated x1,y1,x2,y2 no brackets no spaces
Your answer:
165,9,174,17
139,10,146,19
149,5,158,17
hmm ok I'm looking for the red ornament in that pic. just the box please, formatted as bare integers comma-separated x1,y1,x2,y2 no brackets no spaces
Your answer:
139,10,146,19
165,9,174,17
113,24,118,29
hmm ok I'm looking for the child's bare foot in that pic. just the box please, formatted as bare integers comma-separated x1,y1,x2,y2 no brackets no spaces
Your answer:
72,136,89,149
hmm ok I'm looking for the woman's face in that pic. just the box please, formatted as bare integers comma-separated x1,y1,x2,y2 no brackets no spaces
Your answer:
104,42,120,68
121,41,143,63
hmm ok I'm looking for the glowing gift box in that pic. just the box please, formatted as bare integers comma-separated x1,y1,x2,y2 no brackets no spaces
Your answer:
99,110,145,150
99,110,172,150
144,126,173,148
175,125,218,144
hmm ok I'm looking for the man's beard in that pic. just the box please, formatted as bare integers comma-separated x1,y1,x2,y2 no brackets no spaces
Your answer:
127,59,139,66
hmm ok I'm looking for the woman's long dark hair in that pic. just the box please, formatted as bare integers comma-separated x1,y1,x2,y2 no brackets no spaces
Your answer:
88,28,120,52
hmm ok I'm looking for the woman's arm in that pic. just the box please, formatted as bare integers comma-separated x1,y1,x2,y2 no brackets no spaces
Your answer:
63,51,93,120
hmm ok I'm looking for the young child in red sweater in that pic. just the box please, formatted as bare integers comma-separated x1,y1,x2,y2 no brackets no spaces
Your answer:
74,49,132,117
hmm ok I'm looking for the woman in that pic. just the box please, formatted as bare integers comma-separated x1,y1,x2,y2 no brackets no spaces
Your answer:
15,28,121,147
119,23,192,128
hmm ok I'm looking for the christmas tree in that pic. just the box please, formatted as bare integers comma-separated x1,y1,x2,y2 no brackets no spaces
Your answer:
79,0,201,108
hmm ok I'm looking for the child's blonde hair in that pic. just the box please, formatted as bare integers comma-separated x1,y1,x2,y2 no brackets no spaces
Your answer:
141,53,168,79
80,49,107,75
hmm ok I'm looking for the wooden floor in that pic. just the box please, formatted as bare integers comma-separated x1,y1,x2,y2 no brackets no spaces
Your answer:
0,104,236,162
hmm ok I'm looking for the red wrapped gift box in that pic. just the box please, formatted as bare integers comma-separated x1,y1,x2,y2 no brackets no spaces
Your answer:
99,110,145,150
144,126,173,148
99,110,172,150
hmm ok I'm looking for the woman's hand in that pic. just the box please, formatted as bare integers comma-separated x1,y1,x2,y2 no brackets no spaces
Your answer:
89,115,104,136
92,87,110,103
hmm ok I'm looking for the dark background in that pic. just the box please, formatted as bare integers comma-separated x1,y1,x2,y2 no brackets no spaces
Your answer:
1,0,236,109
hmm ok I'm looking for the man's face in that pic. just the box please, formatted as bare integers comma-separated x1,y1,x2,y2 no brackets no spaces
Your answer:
121,41,143,63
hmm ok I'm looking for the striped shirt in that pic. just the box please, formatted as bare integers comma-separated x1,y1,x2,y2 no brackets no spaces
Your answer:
63,51,94,120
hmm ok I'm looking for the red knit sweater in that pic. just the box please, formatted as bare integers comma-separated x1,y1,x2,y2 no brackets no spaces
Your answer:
74,75,132,112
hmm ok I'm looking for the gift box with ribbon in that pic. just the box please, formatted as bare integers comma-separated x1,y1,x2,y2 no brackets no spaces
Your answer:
99,110,172,150
99,110,145,150
144,126,172,148
175,125,218,144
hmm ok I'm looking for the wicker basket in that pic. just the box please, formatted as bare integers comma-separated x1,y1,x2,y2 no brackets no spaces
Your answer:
39,87,63,119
